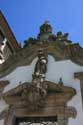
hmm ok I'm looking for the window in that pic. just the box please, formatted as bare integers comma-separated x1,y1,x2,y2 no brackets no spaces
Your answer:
0,30,5,43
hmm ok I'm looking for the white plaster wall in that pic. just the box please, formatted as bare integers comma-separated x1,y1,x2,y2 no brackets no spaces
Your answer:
0,55,83,125
1,58,38,92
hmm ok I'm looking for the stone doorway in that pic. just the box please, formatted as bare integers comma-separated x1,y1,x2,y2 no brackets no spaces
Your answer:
15,116,57,125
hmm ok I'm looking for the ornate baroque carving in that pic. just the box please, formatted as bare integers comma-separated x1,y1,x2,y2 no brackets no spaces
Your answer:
0,49,77,125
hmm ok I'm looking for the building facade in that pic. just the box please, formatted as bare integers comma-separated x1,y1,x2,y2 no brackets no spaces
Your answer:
0,11,20,64
0,12,83,125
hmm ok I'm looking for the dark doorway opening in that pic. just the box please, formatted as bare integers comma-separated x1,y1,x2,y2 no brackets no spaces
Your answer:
15,116,57,125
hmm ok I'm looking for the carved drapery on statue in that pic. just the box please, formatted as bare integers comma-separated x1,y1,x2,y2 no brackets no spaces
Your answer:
32,49,48,110
33,49,48,78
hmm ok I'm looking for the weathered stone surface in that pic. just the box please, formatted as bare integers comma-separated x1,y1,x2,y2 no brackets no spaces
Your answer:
0,80,9,98
0,20,82,125
0,80,76,125
0,42,83,78
74,72,83,108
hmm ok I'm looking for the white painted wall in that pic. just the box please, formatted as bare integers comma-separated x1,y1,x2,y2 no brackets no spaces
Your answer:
0,55,83,125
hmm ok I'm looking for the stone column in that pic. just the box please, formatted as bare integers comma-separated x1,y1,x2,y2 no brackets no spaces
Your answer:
4,115,15,125
74,72,83,108
57,115,68,125
4,108,16,125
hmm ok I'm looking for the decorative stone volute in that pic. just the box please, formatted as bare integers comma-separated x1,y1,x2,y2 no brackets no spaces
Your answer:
0,80,9,98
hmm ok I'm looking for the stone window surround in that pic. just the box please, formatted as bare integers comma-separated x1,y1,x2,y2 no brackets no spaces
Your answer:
74,72,83,108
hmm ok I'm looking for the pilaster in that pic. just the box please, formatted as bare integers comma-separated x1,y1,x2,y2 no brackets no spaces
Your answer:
75,72,83,108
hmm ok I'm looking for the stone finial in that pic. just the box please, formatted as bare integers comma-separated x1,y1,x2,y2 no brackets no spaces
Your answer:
58,78,63,85
44,20,50,24
39,21,52,35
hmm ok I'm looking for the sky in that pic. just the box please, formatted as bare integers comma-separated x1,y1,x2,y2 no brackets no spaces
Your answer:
0,0,83,47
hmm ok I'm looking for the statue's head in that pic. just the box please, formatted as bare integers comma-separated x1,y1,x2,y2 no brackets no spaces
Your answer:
38,49,48,63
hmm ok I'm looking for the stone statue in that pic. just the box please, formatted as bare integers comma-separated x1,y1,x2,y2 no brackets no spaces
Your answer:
33,49,48,88
34,49,48,79
58,77,63,86
32,49,48,110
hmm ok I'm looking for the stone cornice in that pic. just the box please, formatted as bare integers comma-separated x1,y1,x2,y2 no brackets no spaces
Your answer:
0,43,83,78
3,81,76,105
74,72,83,80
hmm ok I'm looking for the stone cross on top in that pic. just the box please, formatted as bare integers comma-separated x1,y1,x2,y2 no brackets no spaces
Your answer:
44,20,50,24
